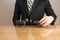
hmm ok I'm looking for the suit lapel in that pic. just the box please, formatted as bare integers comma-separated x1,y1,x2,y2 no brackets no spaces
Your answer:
32,0,40,13
22,0,29,13
22,0,40,14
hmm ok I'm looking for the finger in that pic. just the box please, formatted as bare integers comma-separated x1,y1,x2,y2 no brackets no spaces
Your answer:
39,16,47,23
40,19,47,25
42,22,49,26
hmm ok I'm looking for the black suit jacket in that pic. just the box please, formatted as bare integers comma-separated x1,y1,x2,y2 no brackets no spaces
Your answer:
13,0,57,25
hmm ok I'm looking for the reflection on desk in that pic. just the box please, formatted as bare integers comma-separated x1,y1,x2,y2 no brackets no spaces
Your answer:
0,25,60,40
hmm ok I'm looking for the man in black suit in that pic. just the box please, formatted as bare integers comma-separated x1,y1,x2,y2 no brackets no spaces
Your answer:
13,0,57,26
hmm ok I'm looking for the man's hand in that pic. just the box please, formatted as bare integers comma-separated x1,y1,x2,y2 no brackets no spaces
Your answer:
38,16,54,26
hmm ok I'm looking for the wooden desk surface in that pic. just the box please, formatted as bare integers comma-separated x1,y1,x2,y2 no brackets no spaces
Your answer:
0,25,60,40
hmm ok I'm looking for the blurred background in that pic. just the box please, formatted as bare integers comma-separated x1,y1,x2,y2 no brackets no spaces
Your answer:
0,0,60,25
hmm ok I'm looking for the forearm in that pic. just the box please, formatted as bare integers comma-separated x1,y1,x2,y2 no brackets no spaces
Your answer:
45,0,57,25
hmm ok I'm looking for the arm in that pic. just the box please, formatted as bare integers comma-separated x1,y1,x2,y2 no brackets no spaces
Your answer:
35,0,57,26
13,0,20,26
45,0,57,25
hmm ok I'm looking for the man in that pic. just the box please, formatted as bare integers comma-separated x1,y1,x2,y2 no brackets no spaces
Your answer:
13,0,57,26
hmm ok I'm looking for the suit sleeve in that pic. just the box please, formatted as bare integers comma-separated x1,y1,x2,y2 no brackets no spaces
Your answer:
13,0,20,25
45,0,57,25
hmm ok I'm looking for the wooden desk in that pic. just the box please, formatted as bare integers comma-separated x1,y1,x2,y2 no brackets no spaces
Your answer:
0,25,60,40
